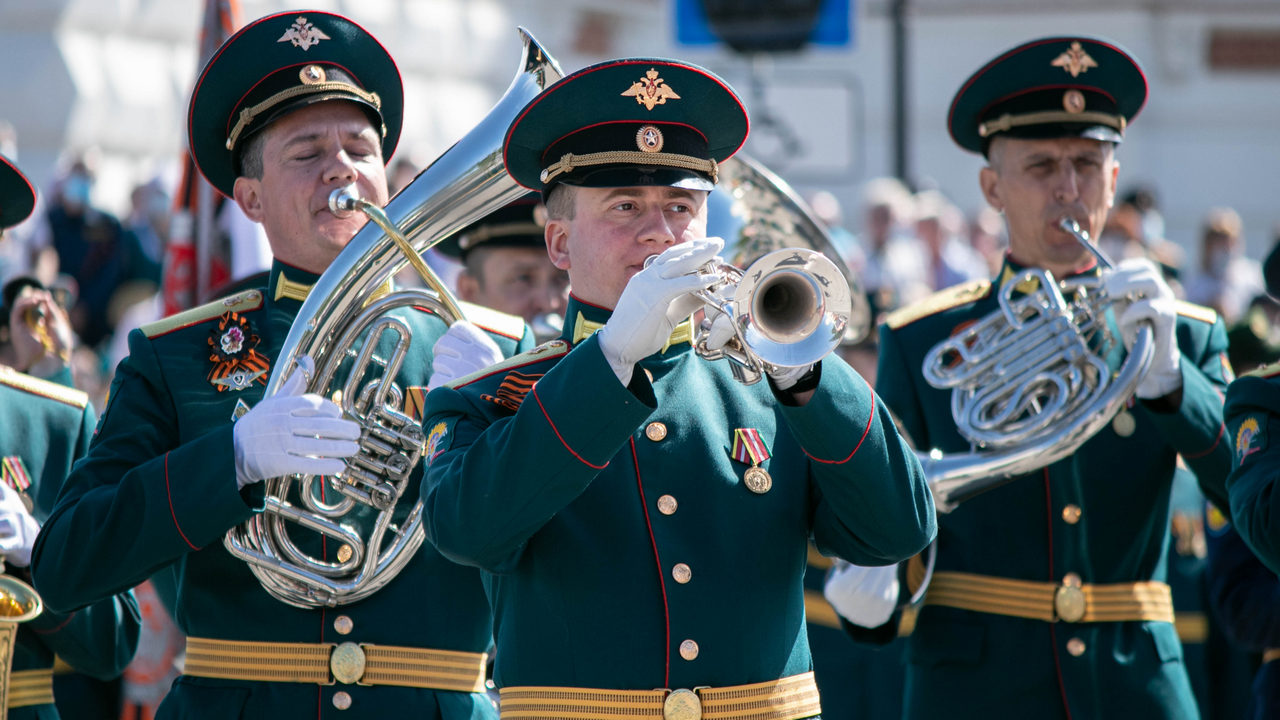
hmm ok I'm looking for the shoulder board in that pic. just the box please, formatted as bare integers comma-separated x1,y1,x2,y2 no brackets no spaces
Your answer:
447,339,570,389
141,290,264,338
1243,359,1280,379
459,301,526,340
0,365,89,409
1174,300,1218,325
884,279,990,330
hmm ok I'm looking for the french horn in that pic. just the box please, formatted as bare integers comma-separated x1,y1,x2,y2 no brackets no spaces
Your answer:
698,154,870,383
921,217,1154,511
224,29,563,608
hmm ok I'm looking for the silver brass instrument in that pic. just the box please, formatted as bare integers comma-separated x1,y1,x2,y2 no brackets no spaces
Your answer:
224,29,563,608
922,217,1153,512
698,154,865,384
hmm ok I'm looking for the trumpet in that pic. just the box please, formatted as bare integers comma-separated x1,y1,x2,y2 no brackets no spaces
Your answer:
652,247,851,385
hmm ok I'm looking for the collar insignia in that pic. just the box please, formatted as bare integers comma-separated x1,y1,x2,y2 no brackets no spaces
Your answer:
278,16,331,51
622,69,681,111
208,312,270,392
274,274,314,302
1051,41,1098,78
571,311,692,352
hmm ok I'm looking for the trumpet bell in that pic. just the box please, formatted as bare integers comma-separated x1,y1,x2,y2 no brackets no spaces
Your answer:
734,249,850,369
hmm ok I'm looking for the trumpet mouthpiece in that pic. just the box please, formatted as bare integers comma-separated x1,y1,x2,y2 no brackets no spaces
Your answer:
328,185,361,217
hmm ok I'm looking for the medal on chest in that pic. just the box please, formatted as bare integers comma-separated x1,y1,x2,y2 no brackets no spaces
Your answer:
732,428,772,494
207,312,270,392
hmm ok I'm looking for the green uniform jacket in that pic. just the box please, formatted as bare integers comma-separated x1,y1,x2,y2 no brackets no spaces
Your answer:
422,295,934,698
0,367,140,719
30,262,532,720
877,261,1232,719
1225,363,1280,575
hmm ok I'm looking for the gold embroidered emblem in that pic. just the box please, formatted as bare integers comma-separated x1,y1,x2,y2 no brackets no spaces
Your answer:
1051,41,1098,78
636,125,664,152
621,69,681,111
1063,89,1086,114
300,64,326,84
278,16,331,51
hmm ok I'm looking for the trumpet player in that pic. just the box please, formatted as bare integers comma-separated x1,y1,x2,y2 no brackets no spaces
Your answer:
0,155,140,719
872,37,1232,718
421,57,934,720
31,11,532,718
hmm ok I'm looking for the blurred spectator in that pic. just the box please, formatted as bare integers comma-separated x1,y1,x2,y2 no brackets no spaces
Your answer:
121,180,170,288
1121,185,1165,245
39,154,127,348
914,189,986,292
1099,201,1148,263
1184,207,1264,325
853,177,927,316
967,205,1005,276
807,189,863,274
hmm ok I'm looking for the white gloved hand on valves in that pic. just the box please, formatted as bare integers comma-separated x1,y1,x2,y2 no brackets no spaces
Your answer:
232,355,361,489
428,321,504,390
1102,258,1182,399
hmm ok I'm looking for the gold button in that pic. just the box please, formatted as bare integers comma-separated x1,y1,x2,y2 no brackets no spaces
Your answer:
657,495,678,515
646,422,668,442
332,691,352,710
333,615,353,635
1066,638,1086,657
1062,505,1082,524
672,563,692,584
679,639,699,661
337,544,354,563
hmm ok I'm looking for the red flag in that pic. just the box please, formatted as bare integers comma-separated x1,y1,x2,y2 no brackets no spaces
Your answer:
163,0,242,315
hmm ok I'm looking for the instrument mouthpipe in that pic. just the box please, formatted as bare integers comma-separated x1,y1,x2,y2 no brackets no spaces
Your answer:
1058,217,1114,271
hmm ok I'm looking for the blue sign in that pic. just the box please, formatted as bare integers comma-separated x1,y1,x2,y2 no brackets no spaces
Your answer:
675,0,852,48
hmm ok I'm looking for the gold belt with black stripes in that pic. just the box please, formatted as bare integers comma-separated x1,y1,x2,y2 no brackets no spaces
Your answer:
499,671,821,720
6,669,53,709
183,637,487,692
923,571,1174,623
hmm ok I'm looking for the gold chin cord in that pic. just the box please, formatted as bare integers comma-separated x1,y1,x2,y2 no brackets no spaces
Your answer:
920,217,1154,512
223,28,563,609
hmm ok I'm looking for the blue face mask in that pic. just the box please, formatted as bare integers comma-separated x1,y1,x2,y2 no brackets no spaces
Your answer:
62,174,91,207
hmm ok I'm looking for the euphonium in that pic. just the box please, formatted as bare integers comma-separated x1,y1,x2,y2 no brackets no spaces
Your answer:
694,154,865,384
921,217,1154,511
224,29,563,608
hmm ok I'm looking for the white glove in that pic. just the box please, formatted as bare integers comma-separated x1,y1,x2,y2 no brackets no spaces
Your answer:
428,321,504,390
1103,258,1182,399
598,237,726,385
823,559,900,628
0,484,40,568
232,356,361,489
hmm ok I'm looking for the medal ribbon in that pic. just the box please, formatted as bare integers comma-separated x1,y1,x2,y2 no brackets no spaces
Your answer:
731,428,771,466
1,457,31,492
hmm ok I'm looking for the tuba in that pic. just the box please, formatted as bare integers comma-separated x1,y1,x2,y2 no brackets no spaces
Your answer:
698,154,869,384
224,29,563,608
921,218,1154,512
